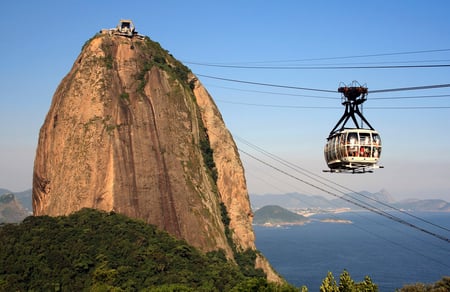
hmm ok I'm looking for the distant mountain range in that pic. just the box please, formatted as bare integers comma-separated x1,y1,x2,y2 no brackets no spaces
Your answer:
250,190,450,212
2,188,449,224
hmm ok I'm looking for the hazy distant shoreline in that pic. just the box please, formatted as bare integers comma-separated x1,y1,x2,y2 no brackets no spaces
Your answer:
254,217,353,228
250,192,450,213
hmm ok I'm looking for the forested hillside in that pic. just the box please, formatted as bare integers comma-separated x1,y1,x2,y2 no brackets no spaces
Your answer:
253,205,308,225
0,209,297,291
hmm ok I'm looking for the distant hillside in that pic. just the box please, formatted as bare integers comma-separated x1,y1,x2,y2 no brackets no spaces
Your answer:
0,208,296,291
0,188,32,212
13,189,32,212
253,205,308,225
250,191,450,212
0,193,28,223
395,199,450,212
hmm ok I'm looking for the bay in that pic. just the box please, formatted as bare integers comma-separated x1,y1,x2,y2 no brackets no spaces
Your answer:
254,212,450,291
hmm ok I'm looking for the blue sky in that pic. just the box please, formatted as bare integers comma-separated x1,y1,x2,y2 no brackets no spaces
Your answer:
1,1,450,201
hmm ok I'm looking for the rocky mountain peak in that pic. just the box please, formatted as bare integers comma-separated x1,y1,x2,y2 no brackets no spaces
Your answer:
33,28,280,282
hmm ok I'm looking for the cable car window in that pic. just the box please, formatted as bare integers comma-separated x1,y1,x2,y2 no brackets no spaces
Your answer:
373,146,380,158
372,133,381,146
347,133,357,144
372,133,381,158
358,132,370,157
360,145,370,157
346,133,358,157
325,139,332,161
330,136,337,161
359,132,371,145
339,134,346,157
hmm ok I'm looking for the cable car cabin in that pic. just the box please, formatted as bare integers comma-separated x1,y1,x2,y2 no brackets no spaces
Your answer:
324,129,382,173
324,82,383,173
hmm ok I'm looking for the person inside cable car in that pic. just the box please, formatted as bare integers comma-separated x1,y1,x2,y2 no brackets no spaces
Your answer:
347,133,358,157
364,146,371,157
373,147,379,158
373,134,381,146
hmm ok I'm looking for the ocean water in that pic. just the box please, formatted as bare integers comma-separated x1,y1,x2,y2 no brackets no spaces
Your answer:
253,212,450,291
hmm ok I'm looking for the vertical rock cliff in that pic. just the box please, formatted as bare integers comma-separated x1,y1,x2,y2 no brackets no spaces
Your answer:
33,31,280,282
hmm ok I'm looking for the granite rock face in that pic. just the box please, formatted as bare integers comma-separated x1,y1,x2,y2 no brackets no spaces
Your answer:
33,33,280,282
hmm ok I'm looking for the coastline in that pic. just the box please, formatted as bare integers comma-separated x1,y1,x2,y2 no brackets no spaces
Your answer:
254,217,353,228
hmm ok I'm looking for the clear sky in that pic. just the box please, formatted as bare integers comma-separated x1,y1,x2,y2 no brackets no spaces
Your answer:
1,1,450,201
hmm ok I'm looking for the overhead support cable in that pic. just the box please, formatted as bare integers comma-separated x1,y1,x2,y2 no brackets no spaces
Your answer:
196,74,336,93
184,48,450,65
190,63,450,70
197,74,450,94
215,99,339,109
202,84,338,100
207,84,450,100
371,94,450,100
188,59,450,67
215,99,450,110
370,84,450,93
367,106,450,110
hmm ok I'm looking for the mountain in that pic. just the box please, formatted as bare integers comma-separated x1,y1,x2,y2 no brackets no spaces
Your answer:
394,199,450,212
0,193,28,223
250,191,450,212
12,189,32,212
32,22,279,282
253,205,309,225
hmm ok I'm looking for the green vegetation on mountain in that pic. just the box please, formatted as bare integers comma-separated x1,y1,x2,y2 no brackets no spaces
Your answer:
0,209,298,291
132,36,191,94
254,205,308,225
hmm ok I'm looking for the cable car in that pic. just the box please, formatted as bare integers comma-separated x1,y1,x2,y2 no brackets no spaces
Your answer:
324,82,383,173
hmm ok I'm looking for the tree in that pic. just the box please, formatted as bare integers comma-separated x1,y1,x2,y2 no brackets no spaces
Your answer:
433,276,450,291
320,272,339,292
357,276,378,292
320,271,378,292
398,276,450,291
339,270,355,292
